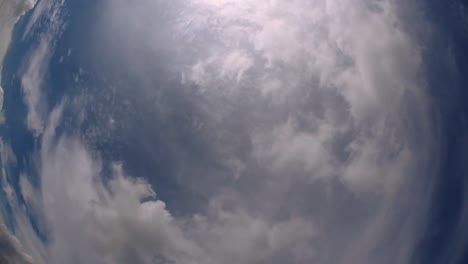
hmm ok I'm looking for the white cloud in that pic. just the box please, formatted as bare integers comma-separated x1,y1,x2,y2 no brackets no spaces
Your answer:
19,0,65,136
189,209,317,264
220,50,254,83
0,1,39,254
6,0,442,263
0,0,36,114
24,104,201,264
0,0,36,67
0,223,33,264
22,101,317,264
20,40,49,135
252,116,338,181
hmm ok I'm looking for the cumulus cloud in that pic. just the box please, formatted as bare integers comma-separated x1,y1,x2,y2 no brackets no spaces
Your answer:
13,99,317,264
15,103,200,264
92,0,437,262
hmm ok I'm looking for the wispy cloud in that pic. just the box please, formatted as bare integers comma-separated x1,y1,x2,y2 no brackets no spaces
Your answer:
0,0,38,262
4,0,444,263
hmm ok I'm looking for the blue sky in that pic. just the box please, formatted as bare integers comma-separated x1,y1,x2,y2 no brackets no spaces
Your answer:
0,0,468,263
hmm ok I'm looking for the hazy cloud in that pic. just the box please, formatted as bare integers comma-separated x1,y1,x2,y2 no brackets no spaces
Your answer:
3,0,444,263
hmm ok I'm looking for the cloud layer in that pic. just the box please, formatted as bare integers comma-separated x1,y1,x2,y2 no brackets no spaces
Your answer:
1,0,447,263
